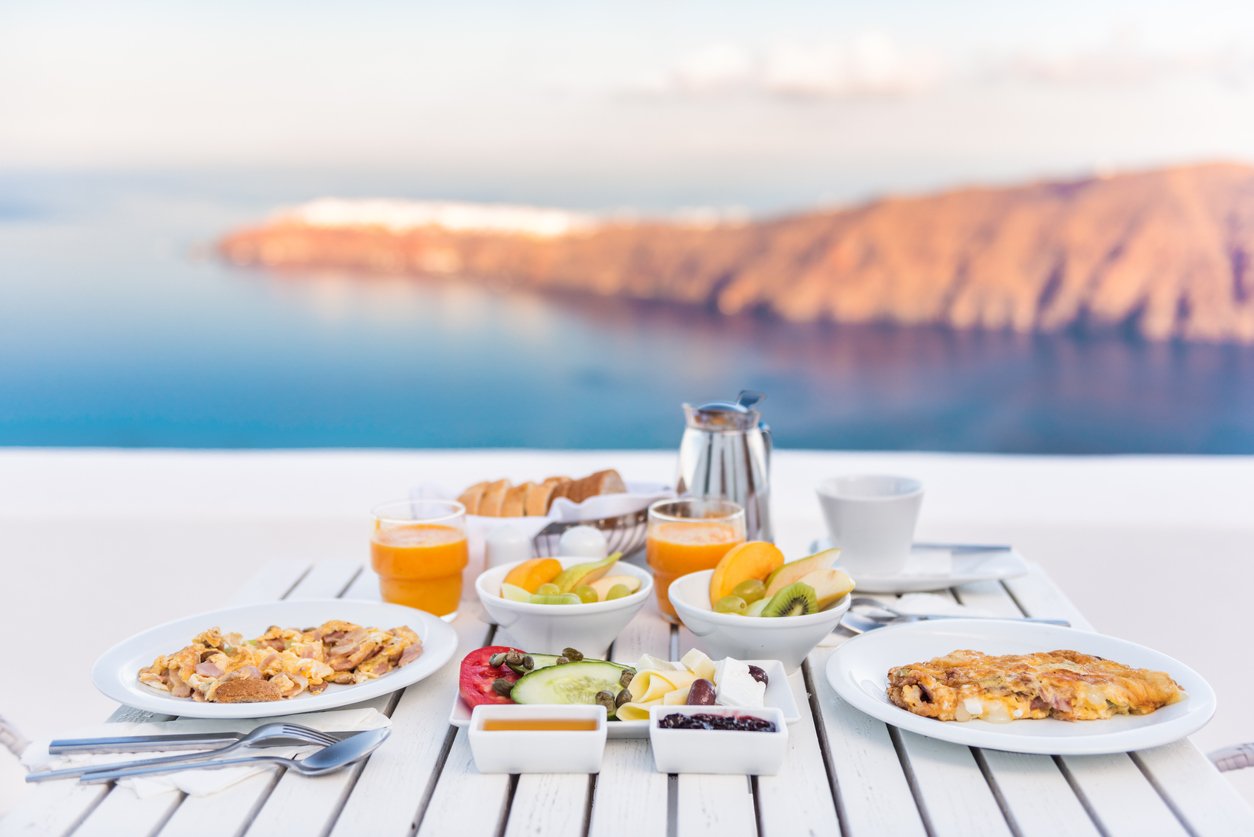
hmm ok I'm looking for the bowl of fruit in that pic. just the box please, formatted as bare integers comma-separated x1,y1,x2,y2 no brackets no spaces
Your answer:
475,553,653,653
667,543,854,672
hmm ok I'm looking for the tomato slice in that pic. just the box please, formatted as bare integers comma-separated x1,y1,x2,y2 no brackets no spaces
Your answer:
459,645,524,707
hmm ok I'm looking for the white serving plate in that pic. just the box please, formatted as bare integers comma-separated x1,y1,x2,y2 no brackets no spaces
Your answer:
94,599,458,719
450,658,800,739
809,537,1028,593
825,619,1215,755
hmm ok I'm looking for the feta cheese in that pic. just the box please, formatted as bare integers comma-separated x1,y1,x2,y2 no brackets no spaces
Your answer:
712,658,766,708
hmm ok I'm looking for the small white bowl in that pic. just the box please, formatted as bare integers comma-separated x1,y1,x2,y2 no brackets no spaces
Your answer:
668,569,850,672
649,705,788,775
475,557,653,654
469,704,608,773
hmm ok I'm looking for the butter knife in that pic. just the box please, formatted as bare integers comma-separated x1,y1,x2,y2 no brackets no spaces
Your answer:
49,730,357,755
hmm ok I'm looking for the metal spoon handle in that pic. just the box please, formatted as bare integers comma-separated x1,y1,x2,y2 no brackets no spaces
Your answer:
80,753,288,784
28,739,245,782
906,614,1071,626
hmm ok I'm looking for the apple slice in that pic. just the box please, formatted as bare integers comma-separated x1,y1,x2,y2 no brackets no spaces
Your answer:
589,574,641,600
796,568,855,610
764,547,841,597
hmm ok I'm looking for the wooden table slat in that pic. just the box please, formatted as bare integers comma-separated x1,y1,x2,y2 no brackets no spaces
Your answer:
413,730,510,837
503,774,589,837
586,609,671,837
329,601,492,837
801,643,927,836
753,668,841,837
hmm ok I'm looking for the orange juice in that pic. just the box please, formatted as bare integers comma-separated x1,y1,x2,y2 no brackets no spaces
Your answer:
647,520,744,621
371,523,468,616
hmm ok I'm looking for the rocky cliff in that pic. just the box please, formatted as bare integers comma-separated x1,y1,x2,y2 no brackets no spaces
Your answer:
218,163,1254,342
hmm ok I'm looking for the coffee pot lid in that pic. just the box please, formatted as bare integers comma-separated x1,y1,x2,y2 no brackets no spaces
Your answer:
684,390,765,430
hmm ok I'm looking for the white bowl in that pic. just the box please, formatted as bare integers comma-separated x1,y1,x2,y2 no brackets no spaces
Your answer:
475,557,653,654
469,704,608,773
648,705,788,775
667,569,850,672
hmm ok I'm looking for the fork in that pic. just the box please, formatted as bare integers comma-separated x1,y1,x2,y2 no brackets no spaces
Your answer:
28,723,338,783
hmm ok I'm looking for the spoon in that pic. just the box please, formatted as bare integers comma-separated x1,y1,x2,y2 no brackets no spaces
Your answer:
79,726,390,784
29,722,340,783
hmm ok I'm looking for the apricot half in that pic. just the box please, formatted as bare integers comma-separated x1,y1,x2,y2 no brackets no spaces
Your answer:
502,557,563,593
709,541,785,604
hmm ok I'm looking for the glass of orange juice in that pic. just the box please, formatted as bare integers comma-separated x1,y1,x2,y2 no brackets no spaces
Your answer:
646,498,746,622
371,499,469,618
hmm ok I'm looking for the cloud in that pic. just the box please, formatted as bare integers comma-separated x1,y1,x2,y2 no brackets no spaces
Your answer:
763,34,939,98
986,30,1254,89
625,33,940,100
623,30,1254,103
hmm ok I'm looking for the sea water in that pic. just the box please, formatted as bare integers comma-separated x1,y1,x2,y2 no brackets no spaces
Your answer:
3,171,1254,453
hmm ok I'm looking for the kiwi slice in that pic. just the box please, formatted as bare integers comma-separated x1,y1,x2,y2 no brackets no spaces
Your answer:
761,582,817,617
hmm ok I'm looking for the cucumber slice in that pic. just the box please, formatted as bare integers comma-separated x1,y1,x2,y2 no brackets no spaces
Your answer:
529,654,563,670
510,661,626,706
528,654,625,670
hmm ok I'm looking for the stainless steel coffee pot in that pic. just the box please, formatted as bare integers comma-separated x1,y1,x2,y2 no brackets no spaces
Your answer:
676,390,773,541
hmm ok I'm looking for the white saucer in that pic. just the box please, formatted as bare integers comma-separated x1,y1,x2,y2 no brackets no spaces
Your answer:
808,537,1028,593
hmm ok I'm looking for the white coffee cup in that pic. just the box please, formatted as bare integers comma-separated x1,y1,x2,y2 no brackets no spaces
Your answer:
815,475,924,576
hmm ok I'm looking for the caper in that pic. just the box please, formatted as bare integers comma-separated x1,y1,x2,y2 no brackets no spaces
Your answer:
506,661,528,675
521,655,535,670
561,647,584,662
555,656,569,665
594,690,616,715
488,652,506,668
619,669,634,688
614,689,632,708
492,677,514,697
504,650,524,667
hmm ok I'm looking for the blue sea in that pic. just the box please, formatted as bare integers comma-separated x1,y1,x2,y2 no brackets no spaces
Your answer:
4,170,1254,453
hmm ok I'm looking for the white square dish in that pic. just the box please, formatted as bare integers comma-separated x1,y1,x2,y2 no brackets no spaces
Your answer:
450,658,799,739
469,705,608,773
648,705,788,775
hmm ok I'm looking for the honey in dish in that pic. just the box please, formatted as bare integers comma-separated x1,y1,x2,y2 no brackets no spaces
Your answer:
481,718,600,732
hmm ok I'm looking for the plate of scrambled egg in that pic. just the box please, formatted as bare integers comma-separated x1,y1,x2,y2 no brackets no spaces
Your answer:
93,599,458,718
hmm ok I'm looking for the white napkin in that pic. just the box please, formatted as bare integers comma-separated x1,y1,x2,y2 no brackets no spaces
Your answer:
893,593,992,616
22,708,388,799
894,548,953,577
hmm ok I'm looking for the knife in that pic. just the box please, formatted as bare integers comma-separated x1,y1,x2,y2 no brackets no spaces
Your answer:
49,730,358,755
841,612,1070,634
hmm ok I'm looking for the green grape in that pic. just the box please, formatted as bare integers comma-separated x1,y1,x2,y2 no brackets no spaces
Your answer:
732,579,766,604
606,584,631,600
535,582,560,596
573,585,599,604
714,595,748,615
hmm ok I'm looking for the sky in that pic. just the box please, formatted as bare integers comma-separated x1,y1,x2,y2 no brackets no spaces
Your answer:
4,0,1254,210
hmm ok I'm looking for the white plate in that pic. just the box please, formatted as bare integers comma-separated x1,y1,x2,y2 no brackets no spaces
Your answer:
93,599,458,719
449,659,800,739
809,537,1028,593
825,619,1215,755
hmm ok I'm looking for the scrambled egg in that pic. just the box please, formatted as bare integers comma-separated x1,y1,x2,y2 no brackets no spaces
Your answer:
138,620,422,703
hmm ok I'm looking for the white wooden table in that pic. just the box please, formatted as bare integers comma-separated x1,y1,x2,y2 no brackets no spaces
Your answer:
5,557,1252,837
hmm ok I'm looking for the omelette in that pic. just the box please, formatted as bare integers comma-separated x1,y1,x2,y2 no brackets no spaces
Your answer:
887,649,1184,722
